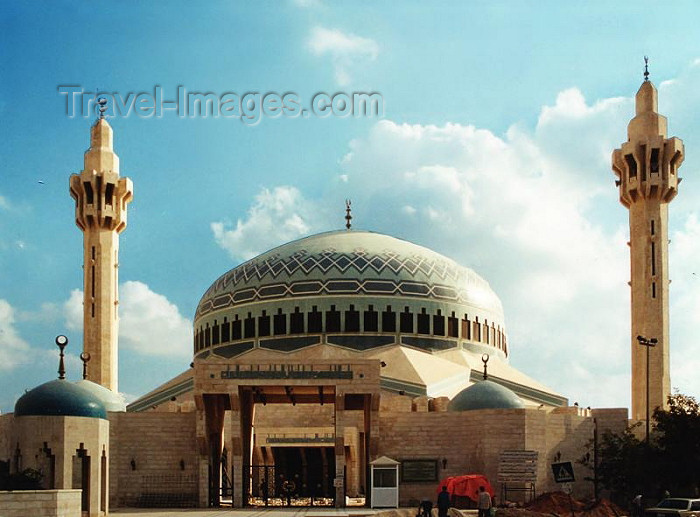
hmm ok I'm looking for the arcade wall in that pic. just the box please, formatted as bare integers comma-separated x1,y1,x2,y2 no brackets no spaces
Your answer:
108,411,197,508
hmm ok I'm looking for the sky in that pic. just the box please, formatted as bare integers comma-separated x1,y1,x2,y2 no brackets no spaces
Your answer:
1,1,700,413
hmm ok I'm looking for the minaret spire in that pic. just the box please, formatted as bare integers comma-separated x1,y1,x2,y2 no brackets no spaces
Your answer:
69,116,133,392
644,56,649,82
612,65,684,421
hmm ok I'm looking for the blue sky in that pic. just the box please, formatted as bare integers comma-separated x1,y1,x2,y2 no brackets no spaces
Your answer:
2,1,700,413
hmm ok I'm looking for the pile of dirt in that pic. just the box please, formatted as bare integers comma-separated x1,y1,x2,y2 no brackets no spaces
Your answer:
503,492,625,517
526,491,587,514
582,498,625,517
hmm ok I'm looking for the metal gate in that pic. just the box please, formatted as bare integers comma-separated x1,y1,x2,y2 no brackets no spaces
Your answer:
244,464,335,507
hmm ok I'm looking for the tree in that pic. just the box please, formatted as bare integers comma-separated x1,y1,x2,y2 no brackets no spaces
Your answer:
580,422,649,506
580,393,700,507
652,393,700,496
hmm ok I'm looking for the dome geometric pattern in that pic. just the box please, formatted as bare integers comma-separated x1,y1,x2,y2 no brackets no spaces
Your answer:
197,230,504,320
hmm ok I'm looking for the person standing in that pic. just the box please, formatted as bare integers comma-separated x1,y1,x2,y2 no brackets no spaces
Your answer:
477,486,492,517
632,494,643,517
437,486,451,517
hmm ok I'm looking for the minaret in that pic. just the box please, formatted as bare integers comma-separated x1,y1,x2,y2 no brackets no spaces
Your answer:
69,112,133,392
612,62,684,421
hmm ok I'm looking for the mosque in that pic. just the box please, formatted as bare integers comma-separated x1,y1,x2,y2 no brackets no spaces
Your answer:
0,72,684,517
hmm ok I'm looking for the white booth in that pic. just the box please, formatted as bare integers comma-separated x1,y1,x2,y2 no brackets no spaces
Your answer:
370,456,400,508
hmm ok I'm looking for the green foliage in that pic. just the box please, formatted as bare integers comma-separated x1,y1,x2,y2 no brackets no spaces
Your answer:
0,467,44,490
579,422,649,505
581,393,700,506
652,393,700,495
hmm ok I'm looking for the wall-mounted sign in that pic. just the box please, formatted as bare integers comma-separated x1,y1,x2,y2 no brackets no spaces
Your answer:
401,459,438,482
498,450,538,483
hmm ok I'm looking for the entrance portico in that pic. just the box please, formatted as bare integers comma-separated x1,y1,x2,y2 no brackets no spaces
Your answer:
194,356,380,508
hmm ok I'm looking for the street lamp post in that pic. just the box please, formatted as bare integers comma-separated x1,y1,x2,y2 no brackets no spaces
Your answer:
636,335,658,444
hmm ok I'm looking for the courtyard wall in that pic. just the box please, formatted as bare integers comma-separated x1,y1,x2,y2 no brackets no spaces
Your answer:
108,411,197,508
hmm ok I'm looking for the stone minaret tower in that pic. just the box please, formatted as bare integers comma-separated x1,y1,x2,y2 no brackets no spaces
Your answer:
70,116,133,392
612,68,684,421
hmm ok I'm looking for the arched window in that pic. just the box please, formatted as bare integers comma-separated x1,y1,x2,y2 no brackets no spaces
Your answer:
273,308,287,335
382,305,396,332
400,307,413,333
433,309,445,336
308,306,322,333
290,307,304,334
364,305,378,332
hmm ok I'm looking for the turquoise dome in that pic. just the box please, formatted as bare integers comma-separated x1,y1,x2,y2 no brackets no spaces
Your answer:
15,379,108,419
74,380,126,412
448,380,524,411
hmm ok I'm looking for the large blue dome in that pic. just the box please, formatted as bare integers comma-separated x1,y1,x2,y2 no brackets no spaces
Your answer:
14,379,108,419
448,379,524,411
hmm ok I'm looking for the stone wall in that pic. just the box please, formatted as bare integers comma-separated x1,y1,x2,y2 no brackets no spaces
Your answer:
109,411,197,508
0,489,81,517
378,402,629,506
0,413,13,463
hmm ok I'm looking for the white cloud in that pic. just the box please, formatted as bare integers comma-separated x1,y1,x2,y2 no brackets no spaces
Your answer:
307,26,378,86
0,299,31,370
206,64,700,408
336,107,637,407
119,281,192,357
63,282,192,358
64,289,83,331
669,214,700,395
0,194,9,210
17,301,61,323
212,186,314,261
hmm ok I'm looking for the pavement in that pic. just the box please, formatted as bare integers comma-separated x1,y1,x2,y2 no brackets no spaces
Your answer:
111,509,386,517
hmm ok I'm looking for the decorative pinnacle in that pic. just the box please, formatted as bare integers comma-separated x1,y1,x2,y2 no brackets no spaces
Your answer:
80,352,91,380
644,56,649,82
97,97,108,119
345,199,352,230
55,335,68,380
481,353,489,380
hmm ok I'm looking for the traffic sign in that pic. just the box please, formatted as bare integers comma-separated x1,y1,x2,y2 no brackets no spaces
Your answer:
551,462,575,483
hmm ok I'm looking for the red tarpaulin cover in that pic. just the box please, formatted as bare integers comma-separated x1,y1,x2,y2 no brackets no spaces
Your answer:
436,475,494,505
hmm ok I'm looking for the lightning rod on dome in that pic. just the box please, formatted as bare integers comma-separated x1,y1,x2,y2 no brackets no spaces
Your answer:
345,199,352,230
56,335,68,380
644,56,649,82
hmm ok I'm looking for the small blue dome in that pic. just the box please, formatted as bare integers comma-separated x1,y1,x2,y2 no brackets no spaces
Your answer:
74,380,126,412
15,379,107,419
448,380,524,411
